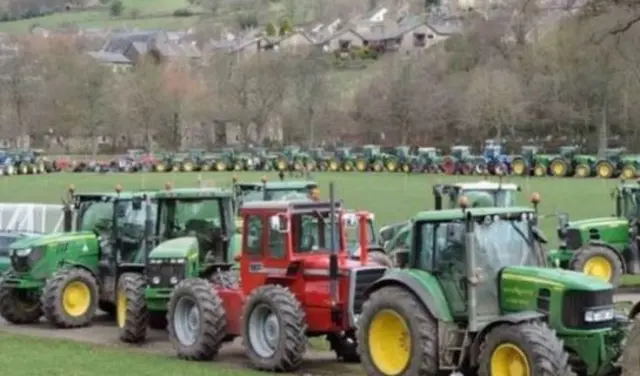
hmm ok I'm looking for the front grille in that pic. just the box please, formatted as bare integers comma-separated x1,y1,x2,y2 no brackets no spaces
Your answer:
10,247,45,273
564,229,582,250
562,289,614,329
350,267,387,315
147,263,185,288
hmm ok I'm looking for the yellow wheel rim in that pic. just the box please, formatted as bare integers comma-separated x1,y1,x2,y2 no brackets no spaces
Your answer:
490,343,531,376
201,164,211,171
116,289,126,328
277,161,286,170
21,166,28,174
598,164,612,178
184,163,193,172
534,166,545,176
512,161,525,175
583,256,613,281
623,167,635,179
576,166,587,177
294,163,302,171
216,162,226,171
387,162,396,171
374,163,382,172
329,161,338,171
551,162,565,176
235,164,243,171
172,165,180,172
356,160,366,171
62,281,91,317
156,163,165,172
402,165,410,172
345,164,352,171
368,309,411,375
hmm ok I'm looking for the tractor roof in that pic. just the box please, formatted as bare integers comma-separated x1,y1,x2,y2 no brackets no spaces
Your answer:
156,187,233,199
236,181,317,190
453,181,519,191
75,190,158,200
413,206,534,222
619,183,640,191
241,199,341,213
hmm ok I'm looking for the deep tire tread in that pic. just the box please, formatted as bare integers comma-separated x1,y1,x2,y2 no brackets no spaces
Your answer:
478,321,575,376
41,268,98,328
357,286,438,376
118,273,148,343
0,282,42,324
167,278,227,361
242,284,307,372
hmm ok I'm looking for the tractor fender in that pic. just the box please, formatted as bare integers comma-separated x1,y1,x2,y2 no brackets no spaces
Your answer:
59,261,99,281
579,240,626,271
363,270,454,322
468,311,546,366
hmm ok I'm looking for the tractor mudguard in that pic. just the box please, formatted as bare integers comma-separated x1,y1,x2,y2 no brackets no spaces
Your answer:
363,270,454,322
468,311,546,365
59,261,99,281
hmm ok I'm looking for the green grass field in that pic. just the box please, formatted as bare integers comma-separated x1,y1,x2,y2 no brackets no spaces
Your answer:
0,0,204,33
0,333,265,376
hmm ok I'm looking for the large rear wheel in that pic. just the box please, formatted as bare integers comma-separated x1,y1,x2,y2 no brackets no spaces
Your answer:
357,286,438,376
622,315,640,376
478,321,574,376
41,268,98,328
168,278,227,360
242,285,306,372
595,161,615,179
570,246,623,286
511,158,527,176
550,159,568,177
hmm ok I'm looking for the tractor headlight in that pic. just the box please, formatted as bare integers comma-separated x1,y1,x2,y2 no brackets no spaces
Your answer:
152,276,161,285
170,276,178,285
13,248,31,256
585,307,614,322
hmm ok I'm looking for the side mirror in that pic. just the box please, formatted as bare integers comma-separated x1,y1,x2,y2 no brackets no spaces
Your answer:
132,197,142,210
269,214,288,232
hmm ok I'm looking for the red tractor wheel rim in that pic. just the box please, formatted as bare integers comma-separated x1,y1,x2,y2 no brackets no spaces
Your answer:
441,159,455,175
462,163,473,174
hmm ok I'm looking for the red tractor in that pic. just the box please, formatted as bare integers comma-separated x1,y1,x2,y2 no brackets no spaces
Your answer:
166,183,388,372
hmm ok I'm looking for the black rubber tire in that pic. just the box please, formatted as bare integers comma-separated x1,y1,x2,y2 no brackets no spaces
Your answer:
570,246,623,286
357,286,438,376
367,250,393,268
41,268,98,328
242,285,307,372
210,270,239,290
478,322,574,376
621,315,640,376
167,278,227,360
148,312,167,330
118,273,148,343
0,284,42,324
327,332,359,363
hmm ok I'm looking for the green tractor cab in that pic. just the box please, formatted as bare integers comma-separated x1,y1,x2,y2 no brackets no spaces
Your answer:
595,147,627,179
118,187,237,343
357,206,629,376
548,182,640,285
335,147,357,172
354,144,383,172
548,145,581,177
511,145,541,176
0,188,159,328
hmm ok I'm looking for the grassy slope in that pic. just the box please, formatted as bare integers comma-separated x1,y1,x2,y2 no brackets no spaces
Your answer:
0,333,265,376
0,0,203,33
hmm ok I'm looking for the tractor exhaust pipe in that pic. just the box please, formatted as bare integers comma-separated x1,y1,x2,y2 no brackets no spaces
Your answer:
62,185,75,232
358,212,368,266
328,182,339,308
143,194,154,273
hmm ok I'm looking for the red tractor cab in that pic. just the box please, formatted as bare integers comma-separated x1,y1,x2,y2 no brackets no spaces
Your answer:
166,183,388,372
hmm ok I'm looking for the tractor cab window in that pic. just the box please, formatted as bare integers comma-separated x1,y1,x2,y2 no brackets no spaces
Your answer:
450,189,515,208
77,200,114,232
117,200,157,238
621,190,640,219
244,215,263,256
343,216,375,256
159,199,223,255
293,213,343,253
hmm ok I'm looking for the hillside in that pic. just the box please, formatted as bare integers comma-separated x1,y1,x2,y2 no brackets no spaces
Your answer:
0,0,206,33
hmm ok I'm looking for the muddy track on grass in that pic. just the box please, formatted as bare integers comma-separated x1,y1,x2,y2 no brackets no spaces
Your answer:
0,313,363,376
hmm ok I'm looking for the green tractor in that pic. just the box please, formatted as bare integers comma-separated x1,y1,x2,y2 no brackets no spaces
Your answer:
619,154,640,180
548,181,640,286
232,178,318,211
334,147,358,172
394,146,421,173
594,147,629,179
117,187,239,343
548,145,592,178
379,180,526,256
416,147,443,173
511,146,544,176
357,205,629,376
0,187,159,328
354,145,385,172
272,145,309,171
309,147,334,171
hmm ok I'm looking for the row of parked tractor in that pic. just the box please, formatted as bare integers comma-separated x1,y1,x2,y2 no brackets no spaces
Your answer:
6,141,640,178
1,175,640,375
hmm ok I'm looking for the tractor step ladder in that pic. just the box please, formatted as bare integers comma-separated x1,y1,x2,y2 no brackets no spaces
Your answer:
441,327,470,371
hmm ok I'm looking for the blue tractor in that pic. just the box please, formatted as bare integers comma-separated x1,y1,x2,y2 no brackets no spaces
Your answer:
480,139,511,175
0,151,16,176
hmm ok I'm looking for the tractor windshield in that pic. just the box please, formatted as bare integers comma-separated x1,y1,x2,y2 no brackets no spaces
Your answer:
239,188,311,203
162,199,223,238
474,218,539,270
621,190,640,220
293,213,345,252
449,189,516,208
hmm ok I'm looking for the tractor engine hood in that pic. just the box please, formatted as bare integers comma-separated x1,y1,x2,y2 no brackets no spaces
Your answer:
148,237,199,260
567,217,628,230
10,231,96,249
501,265,612,291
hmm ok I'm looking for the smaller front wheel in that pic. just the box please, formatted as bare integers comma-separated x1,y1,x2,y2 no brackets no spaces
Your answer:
574,163,591,178
168,278,227,360
570,246,623,285
41,268,98,328
242,285,306,372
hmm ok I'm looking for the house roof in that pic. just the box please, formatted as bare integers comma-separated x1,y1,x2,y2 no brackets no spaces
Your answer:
87,51,131,64
101,30,163,54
